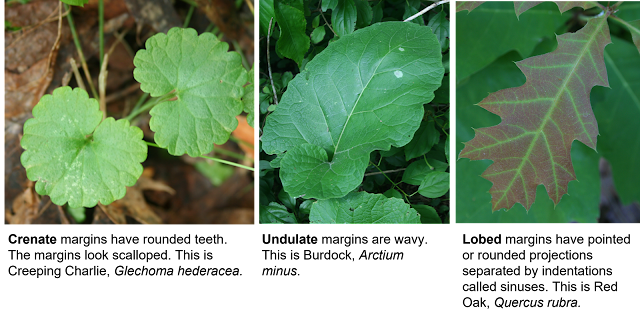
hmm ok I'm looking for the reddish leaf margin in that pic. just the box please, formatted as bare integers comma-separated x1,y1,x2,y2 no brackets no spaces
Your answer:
459,14,612,211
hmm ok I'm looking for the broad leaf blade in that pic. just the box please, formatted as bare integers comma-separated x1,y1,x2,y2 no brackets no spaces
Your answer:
262,22,444,199
459,16,611,211
310,192,420,224
21,87,147,208
133,28,246,157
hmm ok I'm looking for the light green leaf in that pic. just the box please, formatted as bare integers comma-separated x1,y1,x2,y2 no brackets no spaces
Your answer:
21,87,147,208
418,171,449,198
312,15,320,29
310,192,420,223
412,204,441,224
243,66,255,127
133,28,246,157
310,26,326,44
60,0,89,6
194,161,234,186
262,22,444,199
67,206,86,223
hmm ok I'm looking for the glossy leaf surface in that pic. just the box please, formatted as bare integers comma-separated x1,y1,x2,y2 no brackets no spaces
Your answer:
134,28,246,157
21,87,147,208
262,22,444,199
459,16,611,211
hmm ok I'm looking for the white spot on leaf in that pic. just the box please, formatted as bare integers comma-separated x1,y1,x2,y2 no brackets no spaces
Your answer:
394,70,403,78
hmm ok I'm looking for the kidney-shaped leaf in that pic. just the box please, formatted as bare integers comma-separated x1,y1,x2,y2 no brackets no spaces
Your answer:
310,192,420,224
21,87,147,208
262,22,444,199
133,28,247,157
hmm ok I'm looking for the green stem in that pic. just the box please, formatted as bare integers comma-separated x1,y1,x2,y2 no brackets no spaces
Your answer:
124,93,176,122
145,141,256,171
183,5,195,28
369,161,411,202
229,135,253,149
213,145,253,162
126,92,149,119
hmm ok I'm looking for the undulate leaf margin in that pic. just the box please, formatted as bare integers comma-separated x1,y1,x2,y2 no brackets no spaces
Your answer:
261,21,444,200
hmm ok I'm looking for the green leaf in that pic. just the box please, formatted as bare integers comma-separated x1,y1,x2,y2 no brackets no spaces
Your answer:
404,120,440,161
310,26,327,44
457,2,568,81
354,0,373,28
259,0,275,36
383,188,403,199
310,192,420,223
243,66,255,127
592,36,640,204
428,10,449,50
274,0,310,67
262,22,444,199
402,160,432,186
322,0,339,12
456,1,485,13
412,204,441,224
21,87,147,208
133,28,246,157
418,171,449,198
67,206,86,223
371,0,384,23
332,0,357,37
60,0,89,6
194,161,234,186
459,15,611,211
445,136,450,163
403,0,425,26
620,19,640,55
260,202,298,223
312,15,320,29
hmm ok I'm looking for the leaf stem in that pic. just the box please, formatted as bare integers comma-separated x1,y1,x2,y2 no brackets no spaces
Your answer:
267,17,279,105
183,4,195,28
369,161,411,202
64,3,99,99
404,0,449,23
364,168,406,176
213,145,253,162
145,142,254,171
319,10,337,36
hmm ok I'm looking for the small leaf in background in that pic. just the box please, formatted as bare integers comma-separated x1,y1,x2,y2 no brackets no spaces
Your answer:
402,160,433,186
260,202,298,223
459,15,611,211
331,0,357,36
427,10,449,50
195,161,234,186
67,206,86,223
310,192,420,224
60,0,89,6
278,189,297,211
371,0,384,23
259,0,275,36
404,120,440,161
412,204,441,224
21,87,147,208
403,0,425,26
354,0,372,28
310,26,326,44
312,14,320,28
382,189,403,199
418,171,449,198
274,0,310,67
133,28,246,157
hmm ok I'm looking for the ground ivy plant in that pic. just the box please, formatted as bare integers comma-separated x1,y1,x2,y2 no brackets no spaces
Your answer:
21,27,253,209
260,0,450,224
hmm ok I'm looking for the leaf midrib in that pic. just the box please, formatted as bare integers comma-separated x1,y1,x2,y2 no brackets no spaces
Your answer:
494,16,607,208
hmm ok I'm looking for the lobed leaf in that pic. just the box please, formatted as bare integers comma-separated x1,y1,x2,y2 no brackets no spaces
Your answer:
133,28,247,157
456,1,485,13
21,87,147,208
514,1,599,18
262,22,444,199
459,15,611,211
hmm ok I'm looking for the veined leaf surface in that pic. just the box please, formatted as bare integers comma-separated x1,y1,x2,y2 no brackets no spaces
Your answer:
21,87,147,208
514,1,599,17
459,15,611,211
456,1,485,13
262,22,444,199
310,192,420,224
133,28,247,157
